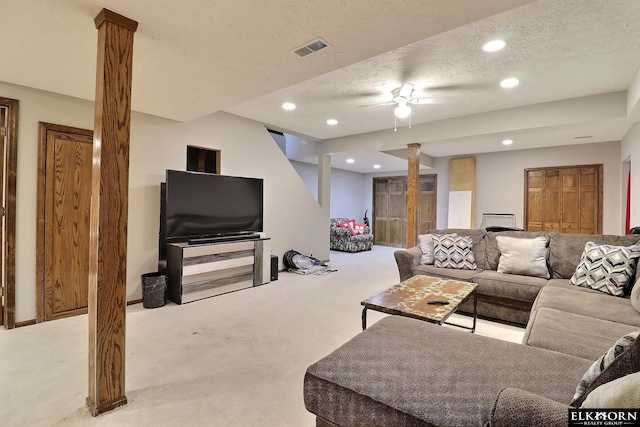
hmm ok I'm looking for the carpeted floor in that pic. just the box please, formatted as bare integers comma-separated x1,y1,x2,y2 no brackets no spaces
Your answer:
0,245,524,426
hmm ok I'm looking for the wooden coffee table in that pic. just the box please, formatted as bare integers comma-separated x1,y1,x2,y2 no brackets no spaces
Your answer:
361,275,478,332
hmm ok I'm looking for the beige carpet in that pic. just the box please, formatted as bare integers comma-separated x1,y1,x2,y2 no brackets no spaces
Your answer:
0,245,524,426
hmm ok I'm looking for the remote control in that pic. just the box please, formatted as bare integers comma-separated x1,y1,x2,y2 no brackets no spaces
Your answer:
427,300,450,305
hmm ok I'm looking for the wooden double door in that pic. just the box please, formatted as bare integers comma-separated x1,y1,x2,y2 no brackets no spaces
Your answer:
373,175,437,248
524,165,602,234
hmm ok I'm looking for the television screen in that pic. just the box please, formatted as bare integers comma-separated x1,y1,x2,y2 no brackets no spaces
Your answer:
165,170,263,241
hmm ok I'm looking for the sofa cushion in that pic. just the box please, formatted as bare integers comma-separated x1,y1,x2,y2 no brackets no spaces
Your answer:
304,316,591,427
531,281,640,327
433,234,477,270
548,233,640,279
581,371,640,409
569,242,640,296
496,235,550,279
471,270,546,302
418,234,436,265
486,231,548,271
413,265,479,282
571,330,640,407
523,307,640,360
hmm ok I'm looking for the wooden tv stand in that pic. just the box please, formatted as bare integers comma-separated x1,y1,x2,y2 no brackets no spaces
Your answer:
166,237,271,304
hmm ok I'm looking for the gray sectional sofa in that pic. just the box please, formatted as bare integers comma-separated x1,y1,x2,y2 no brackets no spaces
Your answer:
303,229,640,426
395,229,640,325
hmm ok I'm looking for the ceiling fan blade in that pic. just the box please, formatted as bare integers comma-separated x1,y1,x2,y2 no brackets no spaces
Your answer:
359,102,395,108
409,98,441,105
425,82,492,92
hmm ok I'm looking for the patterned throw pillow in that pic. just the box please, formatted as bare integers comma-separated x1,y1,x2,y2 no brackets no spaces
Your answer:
350,223,367,236
432,234,477,270
571,330,640,407
570,242,640,296
338,219,355,229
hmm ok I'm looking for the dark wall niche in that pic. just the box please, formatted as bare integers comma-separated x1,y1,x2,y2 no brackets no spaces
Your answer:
187,145,220,174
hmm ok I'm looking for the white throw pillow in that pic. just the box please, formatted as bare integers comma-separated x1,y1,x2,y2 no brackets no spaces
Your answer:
496,235,549,279
582,372,640,408
418,234,438,265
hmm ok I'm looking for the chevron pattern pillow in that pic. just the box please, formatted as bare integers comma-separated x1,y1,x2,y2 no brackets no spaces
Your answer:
571,330,639,407
432,234,477,270
570,242,640,296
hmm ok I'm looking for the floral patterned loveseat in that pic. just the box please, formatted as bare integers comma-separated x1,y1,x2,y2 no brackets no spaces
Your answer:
330,218,374,253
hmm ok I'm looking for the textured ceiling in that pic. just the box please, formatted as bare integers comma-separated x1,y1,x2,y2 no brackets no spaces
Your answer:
2,0,640,172
228,0,640,139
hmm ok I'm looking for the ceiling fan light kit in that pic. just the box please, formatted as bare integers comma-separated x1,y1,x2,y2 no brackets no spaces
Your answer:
393,102,412,119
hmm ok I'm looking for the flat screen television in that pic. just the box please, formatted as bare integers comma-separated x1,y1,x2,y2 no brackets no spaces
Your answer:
164,169,263,243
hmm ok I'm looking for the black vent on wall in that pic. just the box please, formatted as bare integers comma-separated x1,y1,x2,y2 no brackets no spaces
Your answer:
293,38,329,57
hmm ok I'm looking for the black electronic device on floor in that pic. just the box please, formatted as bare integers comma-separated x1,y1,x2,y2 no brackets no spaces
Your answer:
270,255,278,281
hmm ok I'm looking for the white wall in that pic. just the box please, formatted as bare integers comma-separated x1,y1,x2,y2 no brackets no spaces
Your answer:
289,160,369,221
621,122,640,229
1,81,329,323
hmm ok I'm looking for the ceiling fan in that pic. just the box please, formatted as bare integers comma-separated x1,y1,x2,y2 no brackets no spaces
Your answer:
389,82,433,118
361,82,437,130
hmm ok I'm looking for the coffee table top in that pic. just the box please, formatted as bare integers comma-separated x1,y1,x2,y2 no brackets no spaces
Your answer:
361,275,477,324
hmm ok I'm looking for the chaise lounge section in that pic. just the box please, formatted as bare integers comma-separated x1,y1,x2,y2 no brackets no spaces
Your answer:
304,229,640,426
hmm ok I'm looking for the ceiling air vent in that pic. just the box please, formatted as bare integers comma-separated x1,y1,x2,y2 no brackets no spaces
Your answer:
293,38,329,58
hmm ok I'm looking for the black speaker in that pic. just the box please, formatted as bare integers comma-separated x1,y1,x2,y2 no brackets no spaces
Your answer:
270,255,278,281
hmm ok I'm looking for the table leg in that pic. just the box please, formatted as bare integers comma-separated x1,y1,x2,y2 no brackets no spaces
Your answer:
362,307,367,330
471,291,477,333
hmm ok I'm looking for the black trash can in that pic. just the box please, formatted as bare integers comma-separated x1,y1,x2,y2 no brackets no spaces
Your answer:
141,272,168,308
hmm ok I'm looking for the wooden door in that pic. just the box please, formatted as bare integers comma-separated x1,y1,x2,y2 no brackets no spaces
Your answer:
374,177,406,247
544,170,561,232
524,165,602,235
418,175,437,234
0,107,5,326
373,175,437,248
525,170,544,232
37,123,93,321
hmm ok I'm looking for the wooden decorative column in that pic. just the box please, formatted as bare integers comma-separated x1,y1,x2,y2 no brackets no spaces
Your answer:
87,9,137,417
406,143,421,248
448,157,476,228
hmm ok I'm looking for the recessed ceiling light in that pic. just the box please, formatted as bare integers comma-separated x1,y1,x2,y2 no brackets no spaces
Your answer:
373,164,381,169
502,139,513,145
282,102,296,110
346,158,355,164
483,39,505,52
500,78,519,88
327,119,338,125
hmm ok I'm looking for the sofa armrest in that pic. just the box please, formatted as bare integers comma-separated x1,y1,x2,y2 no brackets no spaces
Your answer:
490,388,568,427
394,246,422,282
